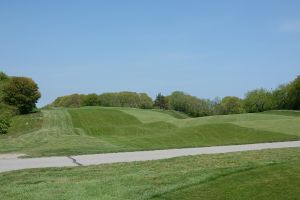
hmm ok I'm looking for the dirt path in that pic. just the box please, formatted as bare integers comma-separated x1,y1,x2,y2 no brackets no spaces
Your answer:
1,140,300,173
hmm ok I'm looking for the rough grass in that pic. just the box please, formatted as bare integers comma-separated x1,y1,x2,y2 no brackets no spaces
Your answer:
6,112,43,137
0,107,300,157
0,148,299,200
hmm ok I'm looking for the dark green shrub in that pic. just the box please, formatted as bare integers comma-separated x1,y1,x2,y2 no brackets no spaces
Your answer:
0,115,11,134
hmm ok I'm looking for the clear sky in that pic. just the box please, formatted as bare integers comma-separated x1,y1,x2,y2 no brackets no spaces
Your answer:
1,0,300,106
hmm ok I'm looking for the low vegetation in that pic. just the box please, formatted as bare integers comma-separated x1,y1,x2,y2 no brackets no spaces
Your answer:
0,147,299,200
0,107,299,157
47,75,300,118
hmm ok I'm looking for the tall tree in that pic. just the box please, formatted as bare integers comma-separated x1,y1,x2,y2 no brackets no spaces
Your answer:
244,89,275,113
167,91,212,117
83,93,99,106
272,84,290,109
3,77,41,114
139,93,153,109
217,96,245,115
287,75,300,110
154,93,168,109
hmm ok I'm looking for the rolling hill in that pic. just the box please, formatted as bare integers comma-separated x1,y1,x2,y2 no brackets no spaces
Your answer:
0,107,299,157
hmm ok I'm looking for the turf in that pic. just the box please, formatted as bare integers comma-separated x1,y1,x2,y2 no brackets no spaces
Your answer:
0,148,299,200
157,162,300,200
262,110,300,117
69,108,299,150
151,109,190,119
0,107,299,156
0,109,122,156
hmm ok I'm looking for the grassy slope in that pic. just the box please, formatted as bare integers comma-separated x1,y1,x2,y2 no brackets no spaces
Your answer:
0,109,123,156
6,112,43,137
0,148,299,200
151,109,190,119
69,108,299,151
121,107,300,136
0,107,299,156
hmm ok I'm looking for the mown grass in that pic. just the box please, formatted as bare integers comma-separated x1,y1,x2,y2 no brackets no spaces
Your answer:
151,109,190,119
0,107,299,156
156,162,300,200
0,109,123,156
69,108,299,150
0,148,299,200
262,110,300,117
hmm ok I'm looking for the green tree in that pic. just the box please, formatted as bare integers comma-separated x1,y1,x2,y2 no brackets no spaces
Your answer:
217,96,245,115
83,93,99,106
287,75,300,110
98,93,121,107
244,89,275,113
272,84,290,109
154,93,168,109
54,94,85,107
118,92,140,107
139,93,153,109
3,77,41,114
167,91,212,117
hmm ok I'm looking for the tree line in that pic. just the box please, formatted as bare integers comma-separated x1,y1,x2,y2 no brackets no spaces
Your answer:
49,92,153,109
48,75,300,117
0,72,41,134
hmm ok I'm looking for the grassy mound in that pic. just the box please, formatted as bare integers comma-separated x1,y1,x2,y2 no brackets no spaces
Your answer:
0,107,299,156
69,108,298,150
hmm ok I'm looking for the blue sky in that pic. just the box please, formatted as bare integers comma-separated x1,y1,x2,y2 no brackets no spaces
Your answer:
1,0,300,106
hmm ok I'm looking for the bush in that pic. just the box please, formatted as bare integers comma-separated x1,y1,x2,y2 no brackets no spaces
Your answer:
0,116,11,134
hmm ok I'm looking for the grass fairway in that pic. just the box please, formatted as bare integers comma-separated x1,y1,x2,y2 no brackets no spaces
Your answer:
0,107,299,156
0,148,299,200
